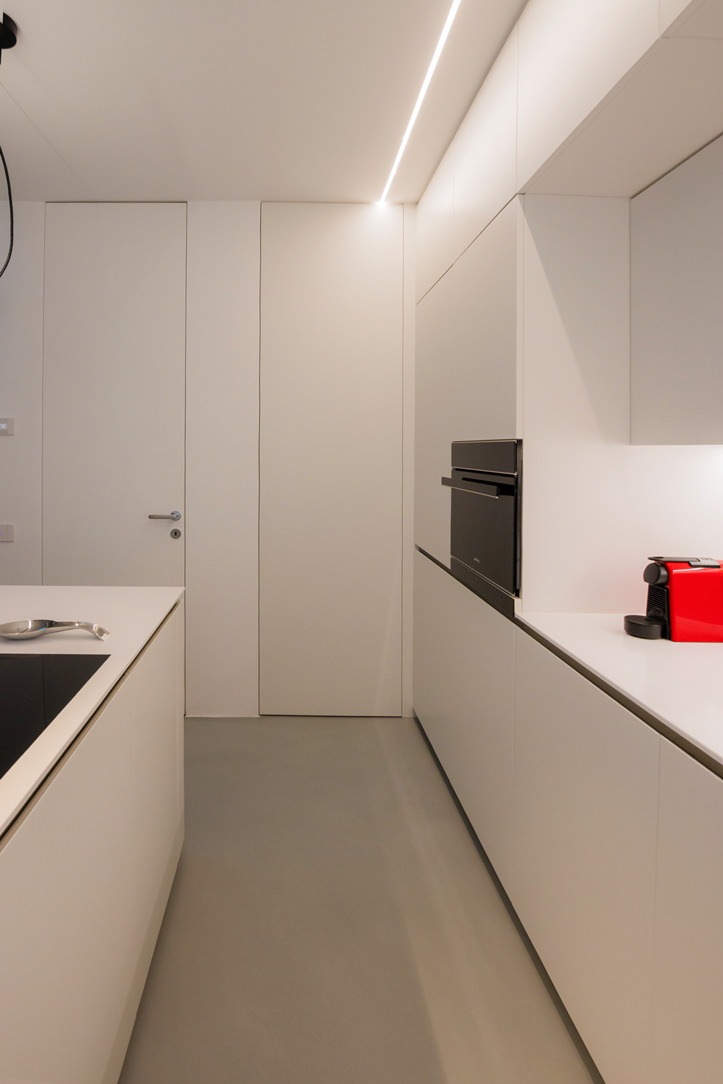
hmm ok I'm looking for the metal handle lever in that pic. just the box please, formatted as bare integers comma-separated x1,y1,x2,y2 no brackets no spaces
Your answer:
148,510,182,521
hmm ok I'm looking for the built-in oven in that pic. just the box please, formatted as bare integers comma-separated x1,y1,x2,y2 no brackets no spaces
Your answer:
442,439,521,618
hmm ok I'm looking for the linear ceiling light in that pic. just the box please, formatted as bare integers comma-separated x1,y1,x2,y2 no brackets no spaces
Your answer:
377,0,463,204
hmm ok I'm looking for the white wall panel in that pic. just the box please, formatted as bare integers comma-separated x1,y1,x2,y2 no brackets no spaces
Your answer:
259,203,403,716
452,30,518,258
519,195,634,612
415,202,518,567
415,149,456,302
401,205,416,718
0,203,45,585
185,202,260,716
517,0,659,188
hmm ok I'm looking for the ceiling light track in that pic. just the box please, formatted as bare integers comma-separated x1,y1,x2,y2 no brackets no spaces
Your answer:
377,0,463,204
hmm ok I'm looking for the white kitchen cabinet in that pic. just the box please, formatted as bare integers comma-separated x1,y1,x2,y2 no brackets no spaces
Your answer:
413,551,515,883
415,201,518,568
516,0,659,188
0,605,184,1084
415,147,457,302
510,631,658,1084
416,31,519,302
651,738,723,1084
452,31,518,261
631,132,723,444
259,203,404,716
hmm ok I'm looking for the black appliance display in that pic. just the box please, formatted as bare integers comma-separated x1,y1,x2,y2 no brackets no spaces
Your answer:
0,653,109,779
442,439,522,618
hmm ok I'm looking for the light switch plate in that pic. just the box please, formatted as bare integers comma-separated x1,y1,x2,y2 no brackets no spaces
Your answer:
0,418,15,435
0,525,15,542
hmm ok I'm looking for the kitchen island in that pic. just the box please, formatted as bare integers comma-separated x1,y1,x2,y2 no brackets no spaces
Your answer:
0,584,184,1084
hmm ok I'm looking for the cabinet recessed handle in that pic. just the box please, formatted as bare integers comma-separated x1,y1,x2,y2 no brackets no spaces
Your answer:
148,511,182,521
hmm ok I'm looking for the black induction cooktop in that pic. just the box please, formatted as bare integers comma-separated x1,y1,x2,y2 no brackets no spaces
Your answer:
0,654,109,779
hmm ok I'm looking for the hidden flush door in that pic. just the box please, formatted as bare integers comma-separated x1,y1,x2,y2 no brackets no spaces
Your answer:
42,203,186,587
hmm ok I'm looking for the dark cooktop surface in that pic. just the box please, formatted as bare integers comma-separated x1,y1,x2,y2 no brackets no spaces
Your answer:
0,654,109,779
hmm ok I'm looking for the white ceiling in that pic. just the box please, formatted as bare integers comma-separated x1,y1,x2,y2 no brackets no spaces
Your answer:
0,0,527,204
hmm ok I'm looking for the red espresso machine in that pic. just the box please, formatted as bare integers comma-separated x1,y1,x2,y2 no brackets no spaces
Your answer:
624,557,723,642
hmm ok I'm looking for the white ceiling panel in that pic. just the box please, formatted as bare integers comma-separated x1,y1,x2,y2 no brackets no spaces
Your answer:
0,0,527,203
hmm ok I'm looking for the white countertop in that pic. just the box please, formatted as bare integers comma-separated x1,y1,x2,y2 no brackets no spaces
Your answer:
0,585,183,836
518,611,723,768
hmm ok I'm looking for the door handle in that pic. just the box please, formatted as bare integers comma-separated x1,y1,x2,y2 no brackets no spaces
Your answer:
148,510,182,521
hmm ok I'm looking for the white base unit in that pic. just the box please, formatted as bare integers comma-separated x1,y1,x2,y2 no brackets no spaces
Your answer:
510,630,658,1084
0,604,184,1084
652,739,723,1084
413,551,515,884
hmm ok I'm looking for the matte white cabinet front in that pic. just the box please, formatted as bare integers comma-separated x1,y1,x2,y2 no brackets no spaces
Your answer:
415,201,518,568
413,552,515,883
511,631,658,1084
0,606,184,1084
259,203,404,716
651,739,723,1084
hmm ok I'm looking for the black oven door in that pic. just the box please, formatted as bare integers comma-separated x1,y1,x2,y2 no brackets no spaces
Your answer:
441,440,521,618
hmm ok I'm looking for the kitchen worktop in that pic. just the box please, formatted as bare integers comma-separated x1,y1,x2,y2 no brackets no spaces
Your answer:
0,585,183,836
518,611,723,772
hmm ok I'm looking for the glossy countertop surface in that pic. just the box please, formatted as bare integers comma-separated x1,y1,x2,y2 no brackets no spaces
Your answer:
517,612,723,769
0,585,183,837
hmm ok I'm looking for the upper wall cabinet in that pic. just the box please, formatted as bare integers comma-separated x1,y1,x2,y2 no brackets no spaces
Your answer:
631,133,723,444
517,0,659,189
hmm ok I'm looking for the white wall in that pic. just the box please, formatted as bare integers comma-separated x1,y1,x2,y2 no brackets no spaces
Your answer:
185,202,261,717
520,193,723,614
0,202,45,585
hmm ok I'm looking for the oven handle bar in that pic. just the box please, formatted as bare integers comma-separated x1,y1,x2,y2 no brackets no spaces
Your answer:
441,475,509,499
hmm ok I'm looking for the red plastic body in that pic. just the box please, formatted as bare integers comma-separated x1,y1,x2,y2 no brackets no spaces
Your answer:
665,561,723,642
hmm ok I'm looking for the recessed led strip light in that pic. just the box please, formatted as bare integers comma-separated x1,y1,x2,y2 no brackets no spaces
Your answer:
377,0,464,204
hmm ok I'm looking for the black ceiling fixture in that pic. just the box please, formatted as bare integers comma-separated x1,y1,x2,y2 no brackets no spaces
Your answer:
0,13,17,278
0,12,17,63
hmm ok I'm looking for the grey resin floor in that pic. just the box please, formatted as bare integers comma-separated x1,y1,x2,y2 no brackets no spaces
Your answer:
119,717,599,1084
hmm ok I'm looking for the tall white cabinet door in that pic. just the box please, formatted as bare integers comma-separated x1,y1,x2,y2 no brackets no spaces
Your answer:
511,631,659,1084
259,203,403,716
415,201,518,568
42,203,187,587
413,552,515,883
652,740,723,1084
